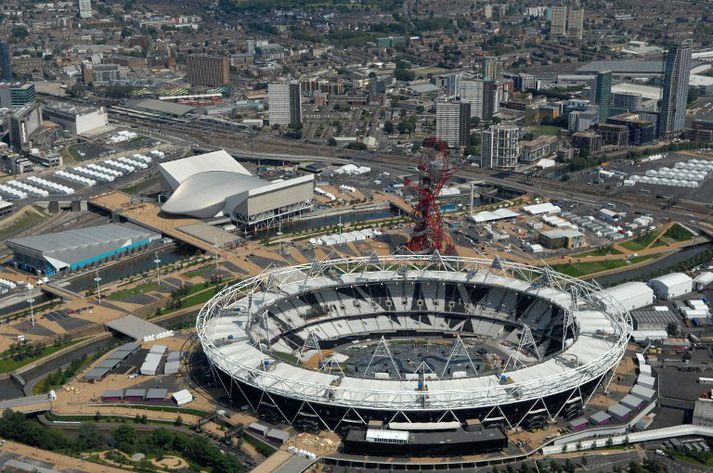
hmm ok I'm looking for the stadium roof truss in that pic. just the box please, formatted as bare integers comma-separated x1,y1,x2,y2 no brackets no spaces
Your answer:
197,254,631,430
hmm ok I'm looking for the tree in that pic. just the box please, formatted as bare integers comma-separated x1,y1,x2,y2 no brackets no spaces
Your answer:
384,120,395,134
688,87,700,104
394,68,415,81
327,137,337,146
174,415,183,427
66,83,86,98
346,142,368,150
77,424,103,450
113,424,137,453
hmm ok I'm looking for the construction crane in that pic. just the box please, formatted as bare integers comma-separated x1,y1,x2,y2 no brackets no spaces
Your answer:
403,137,456,255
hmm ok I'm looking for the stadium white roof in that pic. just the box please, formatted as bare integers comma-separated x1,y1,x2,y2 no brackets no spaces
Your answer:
198,256,629,411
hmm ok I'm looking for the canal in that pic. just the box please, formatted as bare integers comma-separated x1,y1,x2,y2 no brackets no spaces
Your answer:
593,242,713,287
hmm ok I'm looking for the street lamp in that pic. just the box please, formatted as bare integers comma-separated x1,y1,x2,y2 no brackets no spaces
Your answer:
214,237,220,272
154,252,161,287
26,292,35,327
94,271,102,304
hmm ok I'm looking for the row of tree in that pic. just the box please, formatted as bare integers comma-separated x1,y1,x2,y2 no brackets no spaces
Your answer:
0,410,243,472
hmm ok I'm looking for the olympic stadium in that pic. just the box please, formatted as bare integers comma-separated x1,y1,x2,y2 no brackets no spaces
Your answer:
196,254,631,441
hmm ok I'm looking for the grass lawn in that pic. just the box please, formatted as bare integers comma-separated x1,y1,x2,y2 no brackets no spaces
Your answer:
155,284,229,317
0,338,86,374
184,265,216,279
99,404,209,417
180,286,223,307
669,449,713,467
244,434,277,457
45,411,181,425
0,208,44,241
573,246,624,258
59,145,83,164
271,350,299,365
552,255,655,278
530,125,563,136
107,281,158,300
620,228,663,251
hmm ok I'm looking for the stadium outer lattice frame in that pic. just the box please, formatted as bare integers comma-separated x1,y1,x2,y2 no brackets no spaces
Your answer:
196,253,632,431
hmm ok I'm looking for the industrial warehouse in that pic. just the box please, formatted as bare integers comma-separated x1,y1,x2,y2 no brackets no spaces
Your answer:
159,149,315,229
5,223,161,276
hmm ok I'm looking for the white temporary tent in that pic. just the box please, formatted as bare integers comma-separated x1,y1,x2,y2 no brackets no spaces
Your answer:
171,389,193,406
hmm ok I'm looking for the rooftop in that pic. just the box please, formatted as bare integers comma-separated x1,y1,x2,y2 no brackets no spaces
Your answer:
130,98,195,117
105,315,169,341
5,223,160,270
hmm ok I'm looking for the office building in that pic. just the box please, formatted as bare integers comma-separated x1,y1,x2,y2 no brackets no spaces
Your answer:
611,92,642,114
460,79,497,122
431,72,462,96
0,43,11,81
592,71,612,123
43,101,108,136
436,99,470,148
568,106,599,132
598,123,629,147
460,80,484,120
513,72,537,91
8,104,43,152
186,54,230,87
246,40,256,55
482,57,500,81
567,9,584,39
520,135,560,162
0,83,36,109
81,63,124,84
608,112,656,145
550,6,568,36
687,119,713,142
658,38,692,139
481,125,520,170
78,0,92,18
572,131,603,154
268,81,302,126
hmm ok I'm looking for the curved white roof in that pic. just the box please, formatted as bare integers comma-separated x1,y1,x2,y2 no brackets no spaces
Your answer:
162,170,266,218
650,272,692,286
159,149,251,191
602,282,653,300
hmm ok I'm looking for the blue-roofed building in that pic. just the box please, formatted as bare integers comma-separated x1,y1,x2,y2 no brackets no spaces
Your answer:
6,223,161,276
